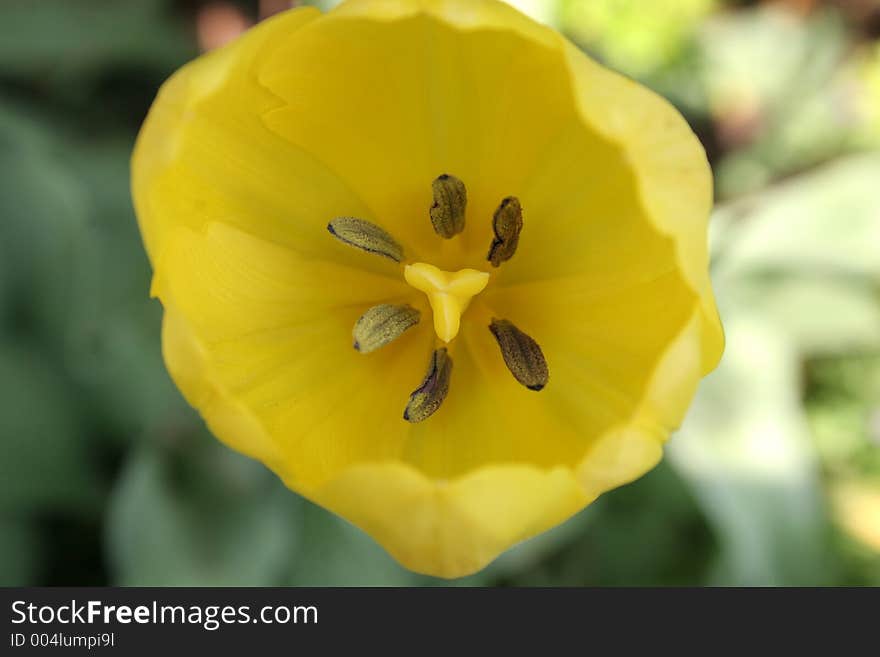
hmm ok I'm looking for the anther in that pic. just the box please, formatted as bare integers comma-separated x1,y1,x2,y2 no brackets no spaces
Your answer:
487,197,523,267
353,304,421,354
404,348,453,423
429,174,467,238
489,319,548,391
328,217,405,262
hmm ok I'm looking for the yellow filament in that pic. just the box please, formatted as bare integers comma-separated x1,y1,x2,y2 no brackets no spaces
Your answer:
404,263,490,342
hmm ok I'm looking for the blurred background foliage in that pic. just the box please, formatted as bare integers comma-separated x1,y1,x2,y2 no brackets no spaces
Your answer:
0,0,879,586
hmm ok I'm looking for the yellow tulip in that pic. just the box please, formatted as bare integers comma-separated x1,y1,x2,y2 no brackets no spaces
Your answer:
132,0,724,578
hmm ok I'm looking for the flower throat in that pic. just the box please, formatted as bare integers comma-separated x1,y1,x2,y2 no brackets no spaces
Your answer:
327,174,548,423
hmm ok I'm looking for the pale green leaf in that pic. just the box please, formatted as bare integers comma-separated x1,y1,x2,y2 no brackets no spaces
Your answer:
669,317,833,584
107,442,300,586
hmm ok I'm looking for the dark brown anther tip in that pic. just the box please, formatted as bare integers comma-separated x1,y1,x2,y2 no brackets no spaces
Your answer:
430,174,467,239
404,348,453,423
489,318,548,391
487,196,523,267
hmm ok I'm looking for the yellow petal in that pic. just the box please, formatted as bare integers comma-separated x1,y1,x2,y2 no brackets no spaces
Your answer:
559,39,724,374
482,268,697,444
576,307,705,497
154,221,432,490
401,315,587,479
326,0,724,370
254,0,722,363
313,461,590,578
132,6,402,279
161,304,284,471
257,0,603,269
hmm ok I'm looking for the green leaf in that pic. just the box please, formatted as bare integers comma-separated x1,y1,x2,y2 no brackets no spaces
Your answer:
0,517,42,586
107,440,300,586
561,0,713,76
506,464,714,586
713,154,880,281
0,0,193,80
286,502,431,587
668,317,834,585
0,100,185,443
58,138,189,439
726,276,880,355
700,7,864,196
0,103,89,333
482,508,593,582
0,341,98,515
710,154,880,356
700,6,845,118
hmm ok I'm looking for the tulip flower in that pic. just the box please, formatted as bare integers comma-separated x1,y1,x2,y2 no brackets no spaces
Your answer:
132,0,724,578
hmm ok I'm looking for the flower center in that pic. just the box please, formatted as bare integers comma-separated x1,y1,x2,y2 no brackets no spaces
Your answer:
404,263,489,343
327,173,548,423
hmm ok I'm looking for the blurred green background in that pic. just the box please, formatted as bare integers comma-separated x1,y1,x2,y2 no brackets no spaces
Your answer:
1,0,879,587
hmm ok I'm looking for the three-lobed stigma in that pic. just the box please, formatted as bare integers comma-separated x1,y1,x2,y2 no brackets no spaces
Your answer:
327,175,548,422
404,263,489,343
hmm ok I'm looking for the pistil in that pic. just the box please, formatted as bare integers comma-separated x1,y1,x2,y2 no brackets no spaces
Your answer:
327,176,547,423
404,263,489,343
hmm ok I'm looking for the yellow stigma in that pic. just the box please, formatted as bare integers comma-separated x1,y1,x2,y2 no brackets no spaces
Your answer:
404,263,490,342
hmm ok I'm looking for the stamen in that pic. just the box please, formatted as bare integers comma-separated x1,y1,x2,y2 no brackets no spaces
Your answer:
489,319,549,391
404,348,453,423
353,304,421,354
328,217,405,262
430,174,467,238
487,197,523,267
